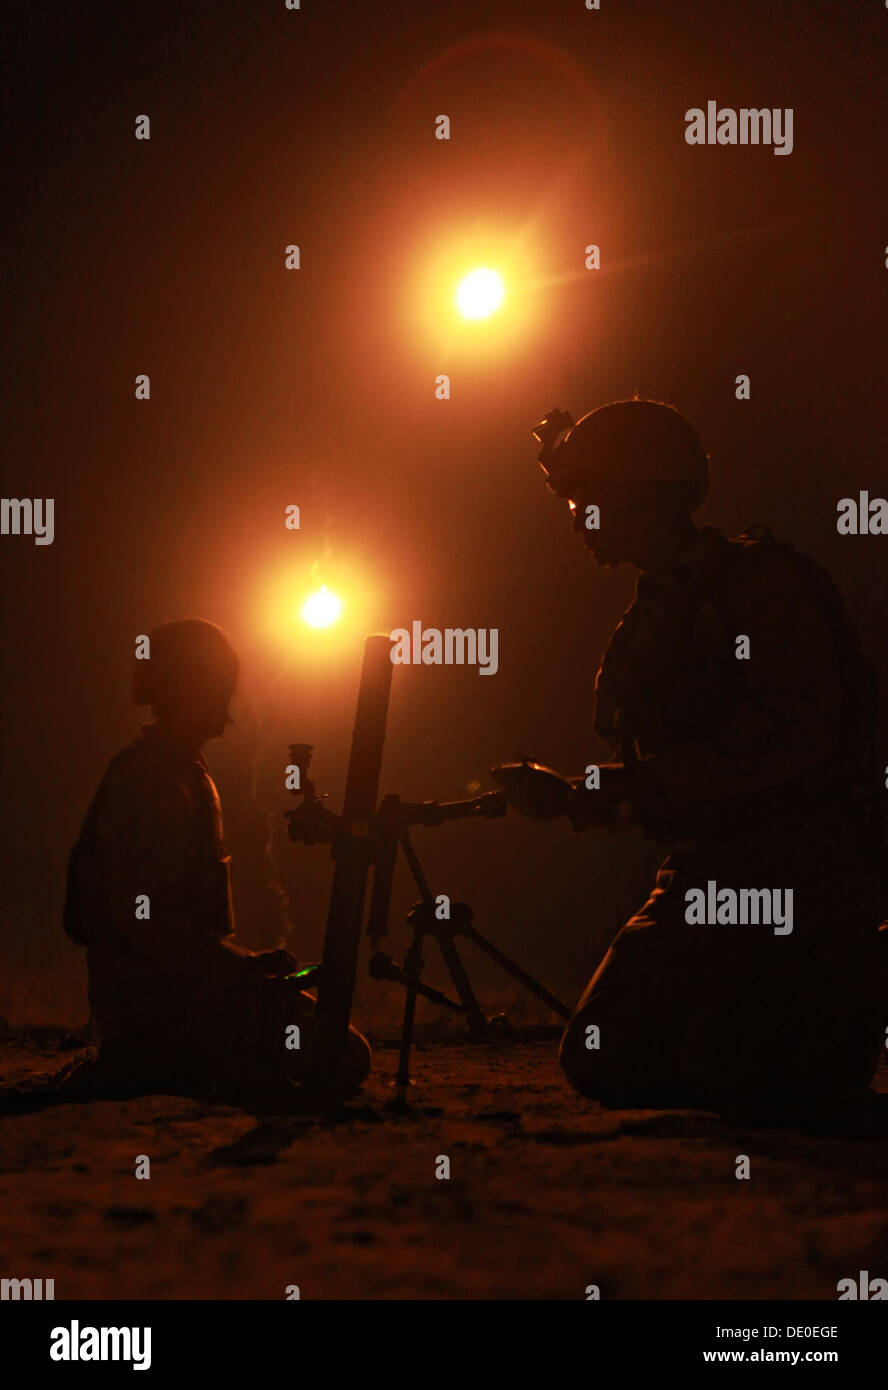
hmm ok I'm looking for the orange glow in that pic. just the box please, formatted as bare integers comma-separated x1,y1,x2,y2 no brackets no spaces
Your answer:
456,267,505,319
252,555,377,665
301,586,343,628
405,223,543,364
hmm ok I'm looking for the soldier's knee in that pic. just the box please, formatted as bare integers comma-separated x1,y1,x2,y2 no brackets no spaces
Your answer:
558,1036,591,1097
279,1017,371,1097
342,1026,372,1092
558,1011,611,1099
559,996,686,1107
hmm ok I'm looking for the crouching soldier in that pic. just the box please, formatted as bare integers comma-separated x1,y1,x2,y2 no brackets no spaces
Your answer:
63,619,371,1110
499,399,887,1115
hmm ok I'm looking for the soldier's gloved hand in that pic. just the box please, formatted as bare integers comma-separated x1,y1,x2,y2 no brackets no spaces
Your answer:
249,947,300,978
569,764,634,832
491,761,576,821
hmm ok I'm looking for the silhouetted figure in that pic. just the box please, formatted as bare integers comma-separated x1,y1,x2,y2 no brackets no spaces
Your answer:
506,401,887,1114
62,619,371,1110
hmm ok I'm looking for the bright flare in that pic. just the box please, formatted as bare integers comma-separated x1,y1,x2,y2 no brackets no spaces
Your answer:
301,585,343,628
456,267,505,320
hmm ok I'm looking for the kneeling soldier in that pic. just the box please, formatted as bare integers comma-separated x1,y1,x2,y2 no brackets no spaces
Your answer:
63,619,371,1110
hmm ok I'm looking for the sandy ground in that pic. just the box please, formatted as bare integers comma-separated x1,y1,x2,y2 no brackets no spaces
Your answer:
1,1030,887,1301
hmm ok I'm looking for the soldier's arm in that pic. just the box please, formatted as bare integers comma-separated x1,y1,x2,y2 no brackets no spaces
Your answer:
633,548,842,814
94,768,254,986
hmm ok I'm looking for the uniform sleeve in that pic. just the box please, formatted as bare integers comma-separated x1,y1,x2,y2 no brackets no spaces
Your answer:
94,761,253,986
636,548,842,812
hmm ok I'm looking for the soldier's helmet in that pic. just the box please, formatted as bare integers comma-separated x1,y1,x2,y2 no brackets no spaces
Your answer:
533,399,709,510
132,619,240,709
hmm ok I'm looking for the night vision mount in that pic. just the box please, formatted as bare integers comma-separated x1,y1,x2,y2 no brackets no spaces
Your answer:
532,406,575,483
531,405,574,449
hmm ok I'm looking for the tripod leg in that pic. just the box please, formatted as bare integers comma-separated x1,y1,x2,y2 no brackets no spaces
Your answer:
461,922,571,1020
436,934,488,1038
369,953,464,1012
396,923,425,1098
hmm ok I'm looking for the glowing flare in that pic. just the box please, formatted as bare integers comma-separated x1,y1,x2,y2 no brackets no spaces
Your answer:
456,267,505,319
301,586,343,628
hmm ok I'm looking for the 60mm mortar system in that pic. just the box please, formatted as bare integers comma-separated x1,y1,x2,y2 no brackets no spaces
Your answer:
286,632,570,1102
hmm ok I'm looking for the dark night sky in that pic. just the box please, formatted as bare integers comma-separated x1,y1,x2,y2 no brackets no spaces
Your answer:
2,0,886,1023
